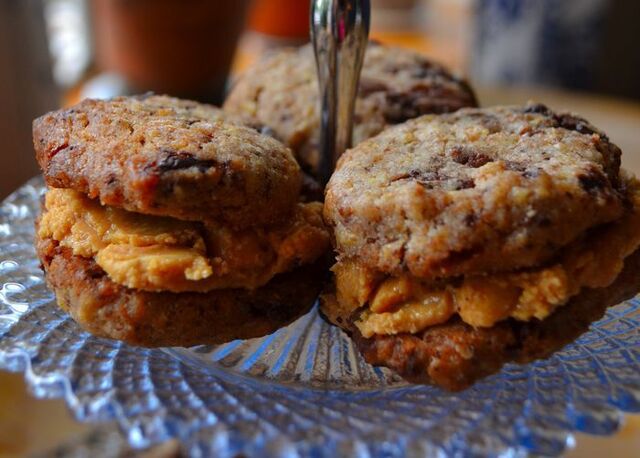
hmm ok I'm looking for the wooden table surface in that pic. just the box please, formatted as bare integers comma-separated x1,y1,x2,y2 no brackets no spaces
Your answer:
2,33,640,457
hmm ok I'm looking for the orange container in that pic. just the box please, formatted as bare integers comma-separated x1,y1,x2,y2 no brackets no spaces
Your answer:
91,0,250,103
249,0,310,39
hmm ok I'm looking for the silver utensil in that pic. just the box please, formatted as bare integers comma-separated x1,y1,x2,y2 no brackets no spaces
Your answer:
311,0,370,185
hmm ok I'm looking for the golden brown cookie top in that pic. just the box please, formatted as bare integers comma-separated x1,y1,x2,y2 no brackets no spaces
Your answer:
223,42,477,173
325,104,626,279
33,94,302,227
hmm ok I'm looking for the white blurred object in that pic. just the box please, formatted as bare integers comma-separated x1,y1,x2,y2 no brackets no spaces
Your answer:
44,0,91,88
80,72,128,100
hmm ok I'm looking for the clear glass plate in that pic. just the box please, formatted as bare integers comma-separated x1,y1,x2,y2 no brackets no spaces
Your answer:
1,178,639,457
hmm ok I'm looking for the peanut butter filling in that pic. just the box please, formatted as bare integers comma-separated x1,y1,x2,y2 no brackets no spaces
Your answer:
39,188,330,292
335,176,640,338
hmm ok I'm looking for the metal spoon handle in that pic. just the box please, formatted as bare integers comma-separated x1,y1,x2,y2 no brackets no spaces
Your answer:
311,0,370,185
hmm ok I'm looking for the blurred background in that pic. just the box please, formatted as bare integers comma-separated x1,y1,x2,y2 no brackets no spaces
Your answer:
2,0,640,200
1,0,640,455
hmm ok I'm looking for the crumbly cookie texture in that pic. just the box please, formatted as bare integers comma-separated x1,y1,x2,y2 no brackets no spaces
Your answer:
224,42,477,172
328,177,640,337
33,94,302,227
36,236,327,347
325,104,624,279
38,188,331,293
320,247,640,391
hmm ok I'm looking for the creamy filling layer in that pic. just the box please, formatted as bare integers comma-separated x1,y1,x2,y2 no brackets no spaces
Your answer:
335,176,640,338
39,188,330,292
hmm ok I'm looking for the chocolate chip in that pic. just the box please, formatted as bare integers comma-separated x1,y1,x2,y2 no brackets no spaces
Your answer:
454,178,475,190
48,142,69,159
383,85,470,124
358,79,388,97
578,169,608,192
555,113,601,137
524,104,604,139
450,146,492,168
86,263,105,279
523,103,552,116
157,149,217,173
392,169,432,182
384,91,421,123
410,61,444,79
464,213,477,226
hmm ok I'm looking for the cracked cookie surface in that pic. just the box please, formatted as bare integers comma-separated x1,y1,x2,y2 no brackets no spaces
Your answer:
324,104,625,279
33,94,301,227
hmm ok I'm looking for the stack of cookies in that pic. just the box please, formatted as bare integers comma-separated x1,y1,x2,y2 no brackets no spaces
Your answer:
33,95,331,347
322,104,640,390
31,42,640,392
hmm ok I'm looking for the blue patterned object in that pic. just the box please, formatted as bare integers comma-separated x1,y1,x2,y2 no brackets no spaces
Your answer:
1,178,640,457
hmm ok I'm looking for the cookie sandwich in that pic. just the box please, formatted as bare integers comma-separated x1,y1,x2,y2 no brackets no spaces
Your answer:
33,95,331,347
322,103,640,390
224,41,477,175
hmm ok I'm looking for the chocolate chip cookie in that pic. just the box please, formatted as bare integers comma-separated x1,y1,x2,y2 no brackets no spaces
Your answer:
33,94,301,227
224,42,477,174
325,104,624,279
322,103,640,390
33,95,331,347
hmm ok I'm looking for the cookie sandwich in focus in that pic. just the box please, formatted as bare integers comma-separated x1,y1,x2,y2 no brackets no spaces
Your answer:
322,103,640,391
33,94,331,347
